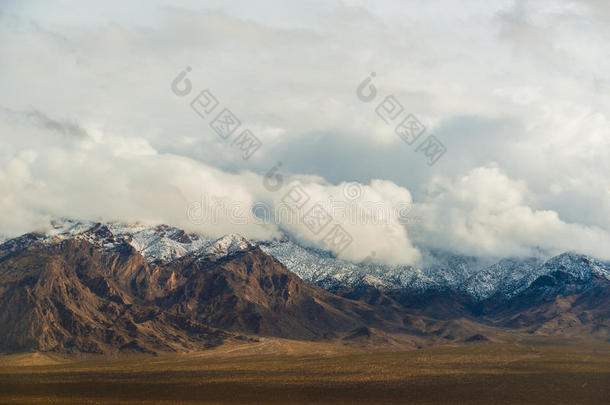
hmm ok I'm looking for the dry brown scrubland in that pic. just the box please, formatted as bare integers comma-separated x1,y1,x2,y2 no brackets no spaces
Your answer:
0,337,609,405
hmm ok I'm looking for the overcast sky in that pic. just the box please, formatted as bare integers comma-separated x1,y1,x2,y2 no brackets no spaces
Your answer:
1,0,609,264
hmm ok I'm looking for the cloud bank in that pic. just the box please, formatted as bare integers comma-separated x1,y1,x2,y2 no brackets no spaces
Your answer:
0,0,609,264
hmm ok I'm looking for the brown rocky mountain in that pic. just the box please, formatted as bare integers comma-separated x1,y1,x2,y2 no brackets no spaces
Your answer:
0,224,608,354
335,270,610,341
0,238,231,354
158,248,367,339
480,270,610,339
0,229,431,353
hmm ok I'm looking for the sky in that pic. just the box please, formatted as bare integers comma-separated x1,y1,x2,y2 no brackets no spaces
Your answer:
0,0,609,265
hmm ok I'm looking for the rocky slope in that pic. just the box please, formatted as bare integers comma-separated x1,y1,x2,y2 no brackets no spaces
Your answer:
260,237,610,300
479,255,610,339
0,219,608,354
0,238,230,354
0,221,439,353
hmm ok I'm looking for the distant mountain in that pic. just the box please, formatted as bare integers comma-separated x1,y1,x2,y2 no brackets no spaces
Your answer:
480,253,610,339
0,237,230,354
23,219,608,302
0,219,608,354
260,237,610,300
259,231,610,341
461,257,546,299
42,219,249,263
259,238,435,292
0,220,438,353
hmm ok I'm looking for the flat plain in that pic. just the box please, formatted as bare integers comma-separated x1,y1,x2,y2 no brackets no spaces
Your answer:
0,338,608,405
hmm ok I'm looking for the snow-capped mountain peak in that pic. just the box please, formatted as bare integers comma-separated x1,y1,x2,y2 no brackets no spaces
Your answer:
538,252,610,281
0,219,250,264
1,218,608,301
204,233,251,258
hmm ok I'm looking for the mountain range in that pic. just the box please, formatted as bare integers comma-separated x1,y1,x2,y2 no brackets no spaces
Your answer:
0,219,608,354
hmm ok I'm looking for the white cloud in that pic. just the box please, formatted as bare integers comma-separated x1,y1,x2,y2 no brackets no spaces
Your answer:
1,0,609,263
0,119,421,264
418,166,610,260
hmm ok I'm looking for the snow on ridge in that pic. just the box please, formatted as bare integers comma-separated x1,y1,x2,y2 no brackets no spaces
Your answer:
204,233,251,258
259,238,434,291
2,218,609,299
260,238,610,299
25,218,249,263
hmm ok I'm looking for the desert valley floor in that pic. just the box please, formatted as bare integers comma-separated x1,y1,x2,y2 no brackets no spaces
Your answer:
0,337,608,405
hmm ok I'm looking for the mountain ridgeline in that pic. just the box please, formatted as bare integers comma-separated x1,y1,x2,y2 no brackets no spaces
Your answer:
0,220,608,354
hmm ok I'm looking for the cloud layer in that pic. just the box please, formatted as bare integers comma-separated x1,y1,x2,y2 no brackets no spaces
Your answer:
0,0,609,264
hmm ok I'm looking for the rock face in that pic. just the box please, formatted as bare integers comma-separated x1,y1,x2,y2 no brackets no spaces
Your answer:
0,223,414,353
157,247,376,340
480,266,610,339
0,239,229,354
260,236,610,341
0,220,609,354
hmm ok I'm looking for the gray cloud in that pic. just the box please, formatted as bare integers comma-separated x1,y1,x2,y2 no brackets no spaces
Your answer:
0,0,609,263
25,110,88,138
